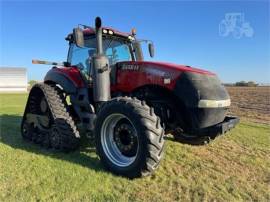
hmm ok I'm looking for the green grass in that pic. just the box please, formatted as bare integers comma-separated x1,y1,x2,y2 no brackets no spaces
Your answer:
0,94,269,201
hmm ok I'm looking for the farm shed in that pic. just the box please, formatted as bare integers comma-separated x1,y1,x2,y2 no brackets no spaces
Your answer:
0,67,27,92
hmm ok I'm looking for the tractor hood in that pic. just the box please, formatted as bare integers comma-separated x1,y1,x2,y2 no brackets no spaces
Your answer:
116,61,230,129
118,61,216,76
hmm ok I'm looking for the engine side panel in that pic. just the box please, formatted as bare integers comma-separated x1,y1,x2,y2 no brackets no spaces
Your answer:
112,62,182,92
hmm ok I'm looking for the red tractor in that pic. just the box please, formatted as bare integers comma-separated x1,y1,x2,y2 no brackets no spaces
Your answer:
21,17,239,178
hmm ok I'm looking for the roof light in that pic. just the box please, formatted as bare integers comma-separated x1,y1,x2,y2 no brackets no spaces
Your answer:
103,29,108,34
128,35,135,41
108,30,114,35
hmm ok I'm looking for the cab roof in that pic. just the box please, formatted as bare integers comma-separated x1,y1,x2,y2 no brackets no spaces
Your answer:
66,27,133,42
83,27,131,38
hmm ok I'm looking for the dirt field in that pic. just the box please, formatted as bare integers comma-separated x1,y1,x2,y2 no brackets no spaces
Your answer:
226,86,270,124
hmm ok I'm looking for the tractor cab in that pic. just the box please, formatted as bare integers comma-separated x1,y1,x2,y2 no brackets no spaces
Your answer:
65,27,154,82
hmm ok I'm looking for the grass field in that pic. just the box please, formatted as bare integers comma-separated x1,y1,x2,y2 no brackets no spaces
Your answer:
0,93,269,201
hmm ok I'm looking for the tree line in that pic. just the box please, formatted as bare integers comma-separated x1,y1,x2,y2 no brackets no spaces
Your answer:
224,81,258,87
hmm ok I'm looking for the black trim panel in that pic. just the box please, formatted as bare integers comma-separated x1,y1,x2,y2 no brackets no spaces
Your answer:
173,72,231,129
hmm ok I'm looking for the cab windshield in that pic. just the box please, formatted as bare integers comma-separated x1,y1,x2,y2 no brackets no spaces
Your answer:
68,36,133,76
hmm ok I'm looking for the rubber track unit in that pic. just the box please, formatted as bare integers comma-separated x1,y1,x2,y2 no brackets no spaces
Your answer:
95,96,165,178
21,83,80,152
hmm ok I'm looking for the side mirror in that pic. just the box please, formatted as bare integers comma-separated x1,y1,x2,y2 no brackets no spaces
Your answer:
73,27,84,47
148,43,155,58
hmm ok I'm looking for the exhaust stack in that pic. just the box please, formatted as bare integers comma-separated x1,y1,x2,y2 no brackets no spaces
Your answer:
92,17,111,103
95,17,103,55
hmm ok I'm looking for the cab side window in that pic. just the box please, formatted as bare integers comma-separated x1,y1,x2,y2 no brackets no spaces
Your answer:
69,44,95,76
68,37,132,76
104,41,131,65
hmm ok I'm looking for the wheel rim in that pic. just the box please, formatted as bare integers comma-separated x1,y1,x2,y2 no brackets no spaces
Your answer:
101,113,138,167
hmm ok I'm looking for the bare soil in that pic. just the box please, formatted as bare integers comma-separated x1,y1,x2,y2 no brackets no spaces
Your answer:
226,86,270,124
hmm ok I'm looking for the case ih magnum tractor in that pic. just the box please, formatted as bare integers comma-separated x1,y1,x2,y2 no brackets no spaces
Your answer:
21,17,238,178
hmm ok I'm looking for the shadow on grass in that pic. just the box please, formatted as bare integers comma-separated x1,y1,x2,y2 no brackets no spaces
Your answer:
165,136,208,145
0,114,212,174
0,114,105,173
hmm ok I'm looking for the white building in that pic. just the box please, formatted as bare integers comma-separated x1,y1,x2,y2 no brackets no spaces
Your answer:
0,67,27,92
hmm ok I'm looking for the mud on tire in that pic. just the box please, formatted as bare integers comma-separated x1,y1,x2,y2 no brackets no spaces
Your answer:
95,97,165,178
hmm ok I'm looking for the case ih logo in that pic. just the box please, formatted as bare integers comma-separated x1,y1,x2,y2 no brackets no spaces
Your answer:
121,64,140,71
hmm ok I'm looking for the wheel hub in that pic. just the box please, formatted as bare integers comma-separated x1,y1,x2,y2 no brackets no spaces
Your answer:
100,113,139,167
114,123,137,157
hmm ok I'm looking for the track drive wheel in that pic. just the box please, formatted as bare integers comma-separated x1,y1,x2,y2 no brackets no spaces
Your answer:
95,97,165,178
21,83,80,152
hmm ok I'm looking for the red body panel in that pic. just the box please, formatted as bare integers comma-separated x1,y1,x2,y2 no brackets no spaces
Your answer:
48,61,215,93
137,61,216,75
112,61,215,92
50,67,85,88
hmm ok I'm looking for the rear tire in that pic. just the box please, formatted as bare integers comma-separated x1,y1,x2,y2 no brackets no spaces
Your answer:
95,97,165,178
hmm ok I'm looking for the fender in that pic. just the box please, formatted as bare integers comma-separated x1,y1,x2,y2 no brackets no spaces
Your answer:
44,67,85,94
44,67,95,132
